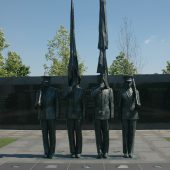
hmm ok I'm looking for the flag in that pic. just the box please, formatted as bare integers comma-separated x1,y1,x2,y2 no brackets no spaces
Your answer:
68,0,81,87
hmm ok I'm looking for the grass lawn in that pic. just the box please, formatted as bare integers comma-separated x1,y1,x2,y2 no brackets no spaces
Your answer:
0,138,17,148
165,137,170,142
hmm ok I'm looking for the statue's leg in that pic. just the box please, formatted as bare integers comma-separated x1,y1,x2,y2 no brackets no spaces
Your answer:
95,119,102,157
122,119,128,157
48,119,56,157
75,119,82,157
67,119,76,156
128,120,136,158
101,119,109,158
40,120,49,157
101,120,109,154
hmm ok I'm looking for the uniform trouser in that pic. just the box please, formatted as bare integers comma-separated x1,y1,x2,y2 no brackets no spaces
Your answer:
67,119,82,154
40,120,56,156
122,119,137,155
94,119,109,154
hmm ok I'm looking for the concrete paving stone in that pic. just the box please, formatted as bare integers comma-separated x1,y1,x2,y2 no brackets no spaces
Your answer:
0,163,35,170
69,163,104,170
33,163,68,170
1,130,170,164
157,148,170,156
105,163,140,170
139,163,170,170
143,137,164,142
134,147,151,152
0,156,39,162
138,152,165,162
152,141,170,148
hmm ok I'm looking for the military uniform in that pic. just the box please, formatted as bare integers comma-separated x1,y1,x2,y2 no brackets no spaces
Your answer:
91,86,114,158
66,86,85,158
119,78,141,158
35,86,59,158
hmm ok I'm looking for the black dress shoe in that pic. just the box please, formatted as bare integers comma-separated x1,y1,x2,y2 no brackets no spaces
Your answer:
76,154,81,158
43,154,48,158
103,153,108,159
48,154,54,159
97,153,102,159
123,154,128,158
71,154,75,158
129,154,134,158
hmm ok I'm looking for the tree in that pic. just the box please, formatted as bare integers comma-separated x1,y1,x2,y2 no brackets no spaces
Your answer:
162,61,170,74
4,52,30,77
0,29,30,77
118,18,142,73
0,54,7,76
44,25,86,76
109,52,137,75
0,30,9,52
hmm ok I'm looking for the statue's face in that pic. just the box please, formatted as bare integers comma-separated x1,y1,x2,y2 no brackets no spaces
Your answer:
42,80,50,88
125,81,132,89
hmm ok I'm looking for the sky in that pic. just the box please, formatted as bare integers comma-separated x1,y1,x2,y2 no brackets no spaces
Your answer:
0,0,170,76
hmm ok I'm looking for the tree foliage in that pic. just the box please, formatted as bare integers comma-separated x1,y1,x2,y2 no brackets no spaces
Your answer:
0,30,8,52
44,25,86,76
0,29,30,77
162,61,170,74
109,52,137,75
4,52,30,77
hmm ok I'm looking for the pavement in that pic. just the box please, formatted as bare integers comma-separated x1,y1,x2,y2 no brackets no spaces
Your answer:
0,130,170,169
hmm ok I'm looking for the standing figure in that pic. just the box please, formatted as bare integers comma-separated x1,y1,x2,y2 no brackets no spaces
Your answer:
119,76,141,158
35,76,59,159
65,84,85,158
91,75,114,159
66,0,85,159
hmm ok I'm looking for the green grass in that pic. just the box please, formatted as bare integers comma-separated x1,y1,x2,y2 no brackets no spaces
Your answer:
165,137,170,142
0,138,17,148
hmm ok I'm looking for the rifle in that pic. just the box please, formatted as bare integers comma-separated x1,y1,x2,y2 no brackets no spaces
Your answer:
132,77,140,107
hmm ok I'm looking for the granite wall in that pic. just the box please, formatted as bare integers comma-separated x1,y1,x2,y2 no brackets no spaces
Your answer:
0,74,169,129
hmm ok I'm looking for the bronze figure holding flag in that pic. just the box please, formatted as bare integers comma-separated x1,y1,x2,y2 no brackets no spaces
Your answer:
65,0,85,158
91,0,114,159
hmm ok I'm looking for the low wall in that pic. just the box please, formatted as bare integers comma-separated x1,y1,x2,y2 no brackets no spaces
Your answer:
0,74,170,129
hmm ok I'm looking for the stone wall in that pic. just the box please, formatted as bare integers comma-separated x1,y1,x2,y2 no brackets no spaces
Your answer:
0,74,169,129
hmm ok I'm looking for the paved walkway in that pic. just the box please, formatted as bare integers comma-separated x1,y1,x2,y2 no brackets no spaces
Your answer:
0,130,170,169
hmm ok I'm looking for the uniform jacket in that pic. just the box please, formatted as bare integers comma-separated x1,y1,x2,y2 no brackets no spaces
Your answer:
91,87,114,120
119,88,141,120
35,86,59,120
65,86,85,120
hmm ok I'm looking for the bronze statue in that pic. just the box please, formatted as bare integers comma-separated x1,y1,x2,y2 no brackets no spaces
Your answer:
65,0,85,159
35,76,59,159
65,84,85,158
91,75,114,159
119,76,141,158
91,0,113,159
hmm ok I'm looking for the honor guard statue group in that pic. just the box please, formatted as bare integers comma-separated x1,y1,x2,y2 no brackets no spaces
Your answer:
35,0,141,159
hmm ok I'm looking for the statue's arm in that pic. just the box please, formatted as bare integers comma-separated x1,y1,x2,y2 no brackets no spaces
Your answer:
118,90,122,120
35,90,41,109
135,90,141,109
82,90,86,119
55,90,60,118
109,88,114,119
